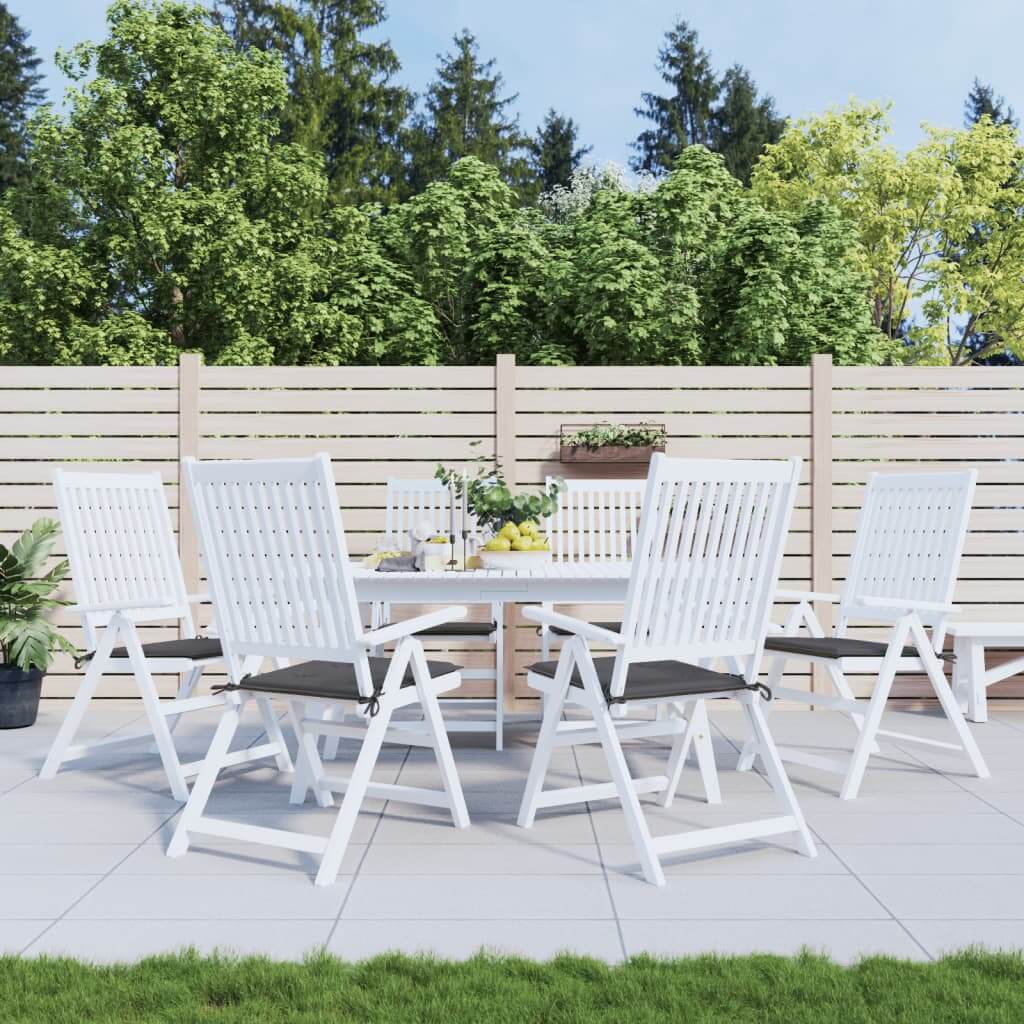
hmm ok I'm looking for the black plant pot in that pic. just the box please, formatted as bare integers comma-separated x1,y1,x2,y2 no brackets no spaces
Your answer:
0,665,44,729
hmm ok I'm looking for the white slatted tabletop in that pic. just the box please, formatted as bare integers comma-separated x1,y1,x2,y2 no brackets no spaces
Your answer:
350,560,632,604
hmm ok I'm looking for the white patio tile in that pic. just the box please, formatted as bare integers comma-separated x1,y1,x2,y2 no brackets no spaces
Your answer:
0,844,133,875
608,875,887,920
327,919,623,961
904,920,1024,958
26,920,332,962
859,875,1024,920
0,811,174,845
809,812,1024,845
620,920,925,963
372,809,596,845
342,875,614,920
360,842,604,875
599,840,848,876
831,844,1024,876
0,875,100,919
67,874,353,920
115,841,366,877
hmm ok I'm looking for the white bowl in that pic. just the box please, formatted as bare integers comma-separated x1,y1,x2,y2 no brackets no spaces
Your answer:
477,549,552,570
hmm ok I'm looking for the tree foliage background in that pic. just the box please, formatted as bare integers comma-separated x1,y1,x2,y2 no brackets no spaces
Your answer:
0,0,1020,367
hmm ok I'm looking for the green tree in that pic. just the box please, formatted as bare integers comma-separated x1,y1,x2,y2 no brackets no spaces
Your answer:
402,29,530,197
529,108,591,195
631,19,783,182
0,0,434,365
712,64,785,184
753,100,1024,364
215,0,411,204
0,2,45,194
965,77,1017,128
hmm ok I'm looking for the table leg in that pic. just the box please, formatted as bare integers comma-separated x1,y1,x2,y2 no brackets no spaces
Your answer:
967,640,987,724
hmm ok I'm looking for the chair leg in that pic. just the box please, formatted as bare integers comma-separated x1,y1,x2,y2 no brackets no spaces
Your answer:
910,619,989,780
255,695,293,773
121,623,191,802
839,623,907,801
287,700,333,808
592,700,665,886
315,701,394,887
660,699,720,807
493,601,504,752
167,697,242,857
412,653,469,829
736,654,785,771
744,695,816,857
517,675,567,829
39,619,120,780
168,666,203,736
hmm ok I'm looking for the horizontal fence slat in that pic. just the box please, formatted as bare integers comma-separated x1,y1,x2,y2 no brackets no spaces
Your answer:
201,366,491,388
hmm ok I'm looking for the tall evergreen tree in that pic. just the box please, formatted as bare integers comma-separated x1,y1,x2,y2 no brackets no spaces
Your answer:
529,108,591,194
215,0,411,204
0,2,45,194
631,18,784,183
402,29,529,197
964,77,1017,129
712,64,785,184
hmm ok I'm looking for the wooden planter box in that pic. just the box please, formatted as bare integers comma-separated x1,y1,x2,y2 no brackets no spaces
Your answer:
560,443,665,464
560,423,666,464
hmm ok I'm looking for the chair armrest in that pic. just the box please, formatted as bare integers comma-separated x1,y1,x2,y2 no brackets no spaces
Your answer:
521,605,624,646
362,606,468,647
186,593,212,604
861,596,961,615
776,589,842,604
70,598,177,616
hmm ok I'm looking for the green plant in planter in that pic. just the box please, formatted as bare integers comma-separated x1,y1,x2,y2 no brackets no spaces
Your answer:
435,460,562,537
0,519,76,672
564,422,667,449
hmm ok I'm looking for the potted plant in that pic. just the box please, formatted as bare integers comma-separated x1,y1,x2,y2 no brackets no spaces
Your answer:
435,460,562,564
560,422,667,464
0,519,76,729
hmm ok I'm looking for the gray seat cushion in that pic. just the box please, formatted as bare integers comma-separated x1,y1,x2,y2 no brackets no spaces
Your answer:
223,657,460,701
550,621,622,638
87,637,223,663
764,636,953,661
377,621,497,638
529,657,753,703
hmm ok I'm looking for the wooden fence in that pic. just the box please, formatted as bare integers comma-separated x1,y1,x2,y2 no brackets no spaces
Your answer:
2,354,1023,708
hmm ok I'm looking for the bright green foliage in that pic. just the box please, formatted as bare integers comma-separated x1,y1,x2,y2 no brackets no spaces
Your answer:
529,108,591,195
402,30,530,198
436,461,561,535
0,0,432,366
0,518,75,672
564,422,667,449
6,949,1024,1022
0,2,44,194
214,1,411,205
631,19,784,184
753,101,1024,363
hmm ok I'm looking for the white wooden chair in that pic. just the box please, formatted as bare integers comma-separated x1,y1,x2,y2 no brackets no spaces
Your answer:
39,469,268,801
519,455,814,887
169,454,469,887
538,476,645,660
329,476,504,751
736,470,989,799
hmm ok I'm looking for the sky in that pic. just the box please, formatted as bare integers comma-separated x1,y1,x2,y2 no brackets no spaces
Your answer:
9,0,1024,166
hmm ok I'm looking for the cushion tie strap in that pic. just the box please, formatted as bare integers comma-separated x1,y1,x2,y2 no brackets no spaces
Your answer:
73,652,90,670
749,682,772,701
212,671,251,696
359,684,384,718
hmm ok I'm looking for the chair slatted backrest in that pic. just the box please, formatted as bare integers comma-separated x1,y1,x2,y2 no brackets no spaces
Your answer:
183,454,371,691
545,477,645,562
385,479,453,546
53,469,192,647
612,455,802,694
839,471,977,644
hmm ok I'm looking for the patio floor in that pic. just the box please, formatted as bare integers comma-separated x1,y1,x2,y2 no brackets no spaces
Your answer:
2,698,1024,964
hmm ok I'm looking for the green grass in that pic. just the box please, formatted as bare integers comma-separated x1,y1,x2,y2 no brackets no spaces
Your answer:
3,949,1024,1023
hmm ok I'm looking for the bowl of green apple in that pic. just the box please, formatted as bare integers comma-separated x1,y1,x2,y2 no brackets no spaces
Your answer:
478,520,552,569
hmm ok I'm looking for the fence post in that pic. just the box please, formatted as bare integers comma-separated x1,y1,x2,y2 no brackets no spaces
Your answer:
178,352,202,630
810,353,834,698
495,354,519,711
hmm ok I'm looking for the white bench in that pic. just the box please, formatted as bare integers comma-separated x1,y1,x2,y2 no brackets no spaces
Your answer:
949,622,1024,723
